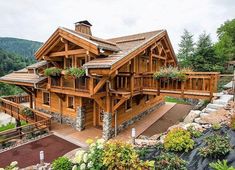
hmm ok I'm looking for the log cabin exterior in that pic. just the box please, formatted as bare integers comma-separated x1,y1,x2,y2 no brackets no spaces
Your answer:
0,20,219,139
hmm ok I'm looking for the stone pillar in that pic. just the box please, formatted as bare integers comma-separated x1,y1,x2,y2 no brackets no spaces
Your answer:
102,112,112,140
76,106,85,131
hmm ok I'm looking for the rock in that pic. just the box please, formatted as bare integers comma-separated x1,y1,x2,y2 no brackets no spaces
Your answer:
199,108,230,124
206,103,224,110
194,118,203,124
149,134,161,140
167,122,186,131
183,123,203,131
204,108,217,113
135,139,157,146
200,113,209,118
183,110,201,123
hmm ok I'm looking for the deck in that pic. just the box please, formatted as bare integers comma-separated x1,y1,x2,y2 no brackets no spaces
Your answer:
112,72,219,100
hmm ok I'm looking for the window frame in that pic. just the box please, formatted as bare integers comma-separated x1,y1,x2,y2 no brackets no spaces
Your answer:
67,95,75,110
42,91,50,106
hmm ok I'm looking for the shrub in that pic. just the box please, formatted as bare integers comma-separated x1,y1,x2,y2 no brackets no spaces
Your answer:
155,152,187,170
65,67,85,79
19,107,33,118
187,126,202,138
164,128,194,152
199,134,231,158
230,116,235,130
44,67,62,77
52,157,73,170
73,139,105,169
4,161,19,170
103,140,155,170
209,160,235,170
212,123,221,130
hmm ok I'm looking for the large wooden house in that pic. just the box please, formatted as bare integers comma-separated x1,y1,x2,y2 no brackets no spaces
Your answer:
0,21,218,139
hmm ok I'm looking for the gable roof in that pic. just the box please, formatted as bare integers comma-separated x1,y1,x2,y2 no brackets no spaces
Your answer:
83,30,176,70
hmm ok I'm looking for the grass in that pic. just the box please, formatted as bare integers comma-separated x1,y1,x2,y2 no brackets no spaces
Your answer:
165,96,189,104
0,121,27,132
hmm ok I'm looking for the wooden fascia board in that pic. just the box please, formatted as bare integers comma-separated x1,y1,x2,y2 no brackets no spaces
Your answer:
109,31,166,74
59,30,99,55
35,28,61,60
0,80,34,87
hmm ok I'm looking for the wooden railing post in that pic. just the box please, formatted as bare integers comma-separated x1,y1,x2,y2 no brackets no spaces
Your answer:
181,81,185,98
130,73,134,95
209,75,214,99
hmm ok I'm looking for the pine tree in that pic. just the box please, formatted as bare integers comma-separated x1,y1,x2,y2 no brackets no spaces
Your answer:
177,29,195,68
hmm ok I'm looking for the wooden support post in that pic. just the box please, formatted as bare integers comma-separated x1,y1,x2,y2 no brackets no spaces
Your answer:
93,100,96,126
65,40,68,58
89,78,94,95
157,79,160,96
181,81,185,98
130,73,134,95
149,50,153,72
29,94,33,109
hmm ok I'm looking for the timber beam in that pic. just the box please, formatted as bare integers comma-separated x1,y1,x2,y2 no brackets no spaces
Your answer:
93,77,108,94
49,49,87,57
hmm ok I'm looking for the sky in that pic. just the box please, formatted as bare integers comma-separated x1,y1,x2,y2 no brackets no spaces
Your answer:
0,0,234,52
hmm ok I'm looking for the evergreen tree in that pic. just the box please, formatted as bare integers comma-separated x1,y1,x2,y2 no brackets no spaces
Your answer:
177,29,195,68
191,32,222,72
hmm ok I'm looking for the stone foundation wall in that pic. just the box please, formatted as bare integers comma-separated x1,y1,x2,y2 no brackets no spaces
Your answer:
36,107,77,128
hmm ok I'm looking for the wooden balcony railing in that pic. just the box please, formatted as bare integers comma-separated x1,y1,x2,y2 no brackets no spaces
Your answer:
0,97,52,130
2,94,30,104
49,75,89,92
113,72,219,99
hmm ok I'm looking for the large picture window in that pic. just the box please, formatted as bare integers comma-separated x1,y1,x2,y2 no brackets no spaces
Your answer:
43,92,50,106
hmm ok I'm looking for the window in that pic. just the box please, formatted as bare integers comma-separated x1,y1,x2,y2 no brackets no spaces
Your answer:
67,96,75,109
43,92,50,106
125,98,132,111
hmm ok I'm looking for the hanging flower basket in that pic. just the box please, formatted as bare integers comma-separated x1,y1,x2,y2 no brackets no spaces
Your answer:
64,67,86,79
19,107,34,118
44,67,62,77
153,66,190,82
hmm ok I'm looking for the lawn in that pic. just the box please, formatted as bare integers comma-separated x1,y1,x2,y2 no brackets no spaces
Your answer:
164,96,190,104
0,121,27,132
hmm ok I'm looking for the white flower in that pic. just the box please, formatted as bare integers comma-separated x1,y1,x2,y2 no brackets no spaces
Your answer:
97,144,103,149
0,168,4,170
72,165,77,170
83,153,88,163
97,139,105,144
80,163,86,170
73,150,86,164
87,161,93,168
10,161,18,167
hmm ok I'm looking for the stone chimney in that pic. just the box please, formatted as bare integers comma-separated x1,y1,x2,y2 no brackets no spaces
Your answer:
75,20,92,35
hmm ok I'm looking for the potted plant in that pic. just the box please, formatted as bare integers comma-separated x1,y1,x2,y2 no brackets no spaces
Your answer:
64,67,85,79
19,107,34,118
44,67,62,77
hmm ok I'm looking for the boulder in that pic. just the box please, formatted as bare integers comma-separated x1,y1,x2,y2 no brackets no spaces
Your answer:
199,109,229,124
149,133,161,140
206,103,224,110
204,108,217,113
183,123,203,131
183,110,201,123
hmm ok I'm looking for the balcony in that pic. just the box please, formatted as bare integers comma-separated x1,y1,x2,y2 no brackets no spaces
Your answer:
112,72,219,100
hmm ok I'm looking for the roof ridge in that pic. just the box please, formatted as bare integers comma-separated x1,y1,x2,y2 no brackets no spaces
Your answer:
107,29,165,41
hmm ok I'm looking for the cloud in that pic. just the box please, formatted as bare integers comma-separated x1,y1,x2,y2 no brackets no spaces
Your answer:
0,0,234,52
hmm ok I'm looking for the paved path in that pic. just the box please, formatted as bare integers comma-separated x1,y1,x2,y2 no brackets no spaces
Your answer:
114,103,176,141
0,135,78,168
51,123,102,147
141,104,193,137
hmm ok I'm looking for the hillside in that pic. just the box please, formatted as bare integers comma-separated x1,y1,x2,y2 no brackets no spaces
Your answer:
0,37,42,60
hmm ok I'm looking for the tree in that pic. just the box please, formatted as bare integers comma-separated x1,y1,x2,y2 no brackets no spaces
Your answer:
191,32,222,72
177,29,195,68
214,19,235,72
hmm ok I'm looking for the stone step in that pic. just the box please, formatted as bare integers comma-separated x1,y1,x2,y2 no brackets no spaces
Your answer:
213,100,228,105
206,103,224,110
204,108,217,113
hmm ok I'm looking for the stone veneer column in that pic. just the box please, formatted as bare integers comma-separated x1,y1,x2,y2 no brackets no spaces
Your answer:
76,106,85,131
102,112,112,140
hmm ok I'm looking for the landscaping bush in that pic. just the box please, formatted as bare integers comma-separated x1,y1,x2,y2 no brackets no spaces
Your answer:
164,128,194,152
65,67,85,79
103,140,154,170
212,123,221,130
187,125,202,138
44,67,62,77
19,107,33,118
209,160,235,170
199,134,231,158
155,152,187,170
230,116,235,131
72,139,105,170
3,161,19,170
52,157,73,170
